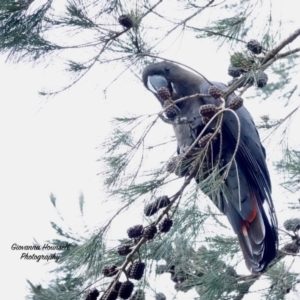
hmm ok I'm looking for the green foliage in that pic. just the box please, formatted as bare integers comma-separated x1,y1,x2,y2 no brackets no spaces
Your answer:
266,262,299,299
65,1,96,28
275,149,300,193
26,277,83,300
196,16,248,43
0,0,59,62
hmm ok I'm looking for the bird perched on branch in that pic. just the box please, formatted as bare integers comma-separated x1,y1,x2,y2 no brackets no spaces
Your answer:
142,61,278,274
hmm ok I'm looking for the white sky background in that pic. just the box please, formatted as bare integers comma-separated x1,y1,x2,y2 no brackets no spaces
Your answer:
1,0,300,299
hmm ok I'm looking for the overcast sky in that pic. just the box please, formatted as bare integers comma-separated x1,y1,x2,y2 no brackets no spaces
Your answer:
1,1,300,299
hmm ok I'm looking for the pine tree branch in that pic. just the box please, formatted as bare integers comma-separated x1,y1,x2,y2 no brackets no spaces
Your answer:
99,174,195,299
221,29,300,99
52,0,163,96
263,28,300,63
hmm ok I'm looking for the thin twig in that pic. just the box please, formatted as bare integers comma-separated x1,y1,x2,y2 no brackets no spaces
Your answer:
186,25,245,43
147,0,216,52
221,108,241,179
262,105,300,142
277,47,300,59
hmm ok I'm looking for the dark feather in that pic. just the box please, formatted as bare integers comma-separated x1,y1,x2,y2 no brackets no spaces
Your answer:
142,61,278,274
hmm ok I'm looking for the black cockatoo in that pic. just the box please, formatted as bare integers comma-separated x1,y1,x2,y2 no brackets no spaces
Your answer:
142,61,278,274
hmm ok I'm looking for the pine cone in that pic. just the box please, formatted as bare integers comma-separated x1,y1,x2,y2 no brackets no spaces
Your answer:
159,218,173,233
86,289,100,300
199,104,218,119
102,264,118,277
174,157,189,177
142,225,157,240
117,244,132,256
282,241,299,254
257,72,268,88
127,225,143,239
155,195,170,209
229,96,243,110
118,281,134,299
163,100,178,119
144,202,158,217
155,293,166,300
129,261,146,280
208,86,223,99
199,133,214,148
283,218,300,232
102,290,118,300
118,15,133,28
166,156,189,177
129,290,145,300
228,65,242,78
247,39,262,55
157,87,171,101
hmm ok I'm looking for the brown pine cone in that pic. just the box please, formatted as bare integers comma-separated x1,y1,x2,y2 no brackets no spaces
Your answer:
208,86,223,99
117,244,132,256
155,195,170,209
142,225,157,240
118,281,134,299
247,39,262,55
228,65,242,78
229,96,243,110
282,241,299,254
166,156,189,177
163,100,178,119
283,218,300,232
102,264,118,277
157,87,171,101
127,225,143,239
86,289,100,300
199,104,218,119
199,133,214,148
118,15,133,28
159,218,173,233
129,261,146,280
144,202,158,217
